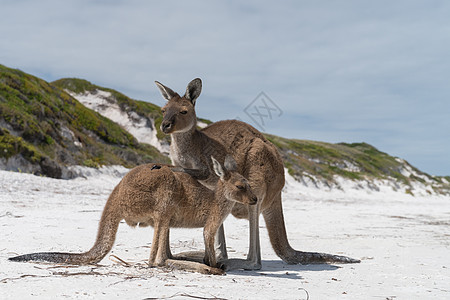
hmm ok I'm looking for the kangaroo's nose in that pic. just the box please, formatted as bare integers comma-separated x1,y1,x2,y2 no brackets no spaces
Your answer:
161,121,173,133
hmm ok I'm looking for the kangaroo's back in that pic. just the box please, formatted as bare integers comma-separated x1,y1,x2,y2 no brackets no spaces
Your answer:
117,163,217,228
202,120,285,191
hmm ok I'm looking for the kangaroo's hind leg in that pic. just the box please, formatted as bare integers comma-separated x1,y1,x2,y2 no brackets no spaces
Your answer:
149,215,172,266
149,219,162,265
153,217,172,267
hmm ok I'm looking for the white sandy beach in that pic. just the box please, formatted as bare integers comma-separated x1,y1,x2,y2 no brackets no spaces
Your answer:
1,169,449,299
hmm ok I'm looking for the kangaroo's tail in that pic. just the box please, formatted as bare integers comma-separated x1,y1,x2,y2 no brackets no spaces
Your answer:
262,192,360,264
9,191,121,265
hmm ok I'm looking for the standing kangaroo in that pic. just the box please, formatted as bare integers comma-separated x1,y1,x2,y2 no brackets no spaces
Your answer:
9,157,257,275
155,78,360,270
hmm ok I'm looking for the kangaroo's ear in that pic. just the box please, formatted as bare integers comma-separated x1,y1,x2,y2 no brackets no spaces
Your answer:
211,156,226,180
224,155,237,172
184,78,202,106
155,81,178,101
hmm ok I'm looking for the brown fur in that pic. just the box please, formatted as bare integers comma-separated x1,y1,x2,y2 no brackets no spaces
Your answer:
156,79,360,269
9,160,257,275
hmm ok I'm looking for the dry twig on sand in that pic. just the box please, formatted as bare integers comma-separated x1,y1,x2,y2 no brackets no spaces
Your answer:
143,292,228,300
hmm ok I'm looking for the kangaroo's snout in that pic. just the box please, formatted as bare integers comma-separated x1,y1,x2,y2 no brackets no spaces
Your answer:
161,120,173,134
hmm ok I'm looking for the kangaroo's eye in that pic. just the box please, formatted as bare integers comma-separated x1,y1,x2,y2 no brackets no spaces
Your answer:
236,185,245,190
180,110,188,115
161,109,166,114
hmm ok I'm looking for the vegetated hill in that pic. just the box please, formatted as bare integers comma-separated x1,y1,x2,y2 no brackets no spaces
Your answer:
52,77,450,196
265,134,450,195
0,64,169,178
52,78,212,153
1,64,448,196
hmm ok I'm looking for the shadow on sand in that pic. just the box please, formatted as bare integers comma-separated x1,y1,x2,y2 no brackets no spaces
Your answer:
173,251,343,280
227,259,341,280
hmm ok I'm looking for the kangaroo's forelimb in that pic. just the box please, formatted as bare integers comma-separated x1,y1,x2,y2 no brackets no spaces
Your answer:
164,259,224,275
170,166,211,181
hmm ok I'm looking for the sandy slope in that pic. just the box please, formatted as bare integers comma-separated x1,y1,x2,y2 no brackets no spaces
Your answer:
1,169,449,299
68,90,169,153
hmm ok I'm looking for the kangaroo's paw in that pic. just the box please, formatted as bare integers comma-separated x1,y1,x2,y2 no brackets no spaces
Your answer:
215,252,228,263
172,251,205,263
168,166,185,173
165,259,225,275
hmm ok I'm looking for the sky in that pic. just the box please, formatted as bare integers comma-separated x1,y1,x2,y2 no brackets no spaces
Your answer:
1,0,449,176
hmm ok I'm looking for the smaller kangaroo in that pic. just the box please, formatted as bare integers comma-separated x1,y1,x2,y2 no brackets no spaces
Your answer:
9,156,257,275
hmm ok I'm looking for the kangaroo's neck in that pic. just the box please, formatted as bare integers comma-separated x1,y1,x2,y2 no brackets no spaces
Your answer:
171,126,200,147
170,127,204,168
214,181,227,202
214,182,236,216
170,125,228,191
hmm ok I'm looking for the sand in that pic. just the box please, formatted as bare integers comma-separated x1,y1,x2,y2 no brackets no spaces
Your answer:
1,169,449,299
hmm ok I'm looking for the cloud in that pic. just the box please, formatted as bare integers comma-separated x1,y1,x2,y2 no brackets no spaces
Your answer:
1,0,449,175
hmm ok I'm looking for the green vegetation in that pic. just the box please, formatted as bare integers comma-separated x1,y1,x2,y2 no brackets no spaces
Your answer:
197,117,212,125
0,64,168,178
53,78,162,119
1,64,448,194
263,134,437,189
53,78,169,142
0,128,43,163
52,78,211,143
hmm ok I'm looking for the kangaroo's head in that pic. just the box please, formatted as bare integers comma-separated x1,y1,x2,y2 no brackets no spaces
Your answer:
211,156,257,206
155,78,202,134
